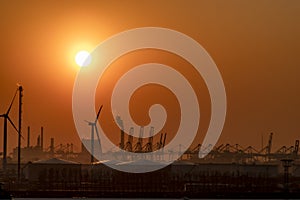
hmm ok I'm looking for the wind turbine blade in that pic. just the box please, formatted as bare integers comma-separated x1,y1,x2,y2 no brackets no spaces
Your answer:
6,89,18,115
7,116,24,139
7,116,18,132
0,114,5,117
84,120,91,124
95,105,103,123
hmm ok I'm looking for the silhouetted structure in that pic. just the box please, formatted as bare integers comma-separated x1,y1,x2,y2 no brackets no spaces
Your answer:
0,87,20,172
85,105,103,163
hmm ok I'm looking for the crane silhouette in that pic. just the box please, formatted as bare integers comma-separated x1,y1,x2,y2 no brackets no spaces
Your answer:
85,105,103,163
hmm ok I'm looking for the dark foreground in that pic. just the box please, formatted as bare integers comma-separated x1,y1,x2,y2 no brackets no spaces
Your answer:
7,190,300,199
2,161,300,199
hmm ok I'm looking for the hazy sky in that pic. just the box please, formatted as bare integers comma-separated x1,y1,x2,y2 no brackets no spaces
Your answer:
0,0,300,154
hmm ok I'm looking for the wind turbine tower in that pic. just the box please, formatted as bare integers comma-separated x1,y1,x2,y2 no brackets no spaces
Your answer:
0,87,19,171
85,105,103,163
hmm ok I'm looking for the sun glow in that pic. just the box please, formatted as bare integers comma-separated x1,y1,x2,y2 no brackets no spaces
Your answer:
75,50,92,67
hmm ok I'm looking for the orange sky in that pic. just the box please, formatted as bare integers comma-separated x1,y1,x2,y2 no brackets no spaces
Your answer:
0,0,300,154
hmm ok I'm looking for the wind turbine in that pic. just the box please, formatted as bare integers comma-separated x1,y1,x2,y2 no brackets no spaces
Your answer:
0,88,19,171
85,105,103,163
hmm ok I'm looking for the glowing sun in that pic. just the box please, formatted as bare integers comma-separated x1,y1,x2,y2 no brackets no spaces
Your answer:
75,50,92,67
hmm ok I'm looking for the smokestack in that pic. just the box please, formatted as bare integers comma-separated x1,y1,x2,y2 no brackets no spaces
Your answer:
163,133,167,147
37,135,40,147
159,133,163,147
27,126,30,148
50,138,54,153
120,130,124,149
41,127,44,151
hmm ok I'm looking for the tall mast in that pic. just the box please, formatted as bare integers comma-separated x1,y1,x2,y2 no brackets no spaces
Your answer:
18,85,23,182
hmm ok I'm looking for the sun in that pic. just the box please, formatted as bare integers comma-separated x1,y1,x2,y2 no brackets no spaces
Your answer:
75,50,92,67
